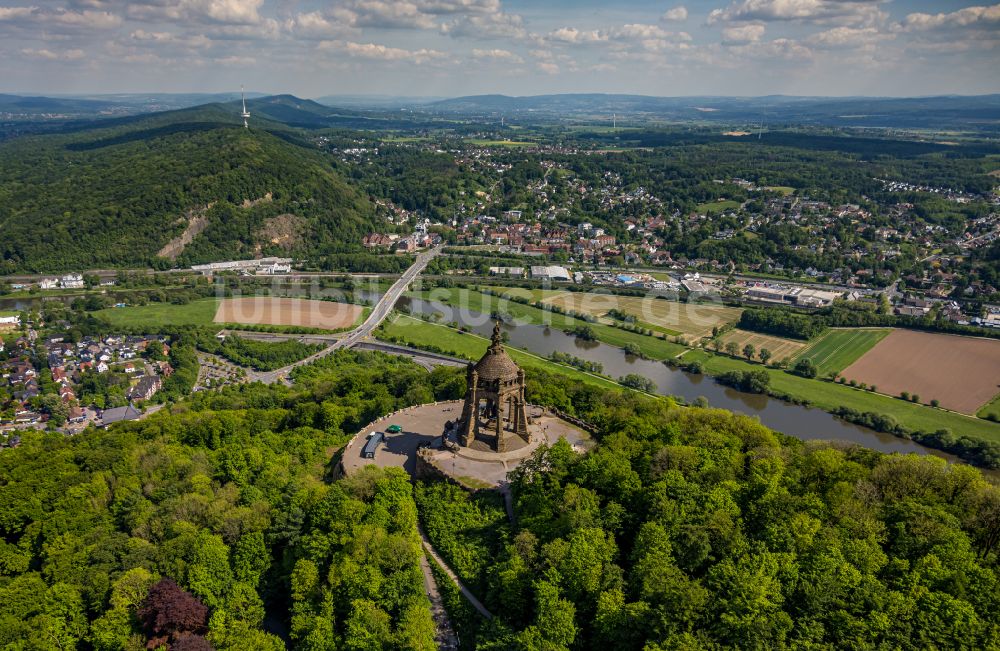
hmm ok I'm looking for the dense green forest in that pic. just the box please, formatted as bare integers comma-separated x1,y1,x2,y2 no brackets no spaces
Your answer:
2,348,998,649
194,332,323,372
0,106,375,273
0,350,460,648
418,383,1000,650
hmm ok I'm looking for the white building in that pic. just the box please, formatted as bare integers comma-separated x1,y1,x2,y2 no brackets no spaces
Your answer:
192,257,292,276
489,267,525,277
0,315,18,328
530,265,571,282
39,278,59,290
61,273,85,289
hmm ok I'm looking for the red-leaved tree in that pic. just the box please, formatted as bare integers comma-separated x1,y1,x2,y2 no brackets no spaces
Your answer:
137,578,209,645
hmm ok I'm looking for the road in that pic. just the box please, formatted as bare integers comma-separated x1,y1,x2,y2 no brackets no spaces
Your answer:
252,246,442,384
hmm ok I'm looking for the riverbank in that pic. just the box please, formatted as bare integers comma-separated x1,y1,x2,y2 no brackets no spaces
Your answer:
406,287,687,359
682,349,1000,467
378,314,625,391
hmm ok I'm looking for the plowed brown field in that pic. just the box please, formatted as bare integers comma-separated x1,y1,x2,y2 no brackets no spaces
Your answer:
214,297,362,329
841,329,1000,414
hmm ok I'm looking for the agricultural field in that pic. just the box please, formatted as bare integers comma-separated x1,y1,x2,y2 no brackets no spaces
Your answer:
93,298,219,328
717,329,808,362
795,328,891,376
841,329,1000,414
542,292,742,340
215,297,363,329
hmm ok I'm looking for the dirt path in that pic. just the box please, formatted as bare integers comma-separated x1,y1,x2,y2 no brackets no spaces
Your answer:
419,550,460,650
418,524,493,621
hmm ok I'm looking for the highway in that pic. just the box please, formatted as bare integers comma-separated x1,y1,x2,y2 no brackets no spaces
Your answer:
252,245,442,384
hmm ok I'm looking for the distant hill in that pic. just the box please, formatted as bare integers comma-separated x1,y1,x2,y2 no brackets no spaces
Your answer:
314,94,445,108
0,101,375,273
425,93,1000,129
0,93,122,115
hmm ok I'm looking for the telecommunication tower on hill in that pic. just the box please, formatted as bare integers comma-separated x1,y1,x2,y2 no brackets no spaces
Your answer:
240,85,250,129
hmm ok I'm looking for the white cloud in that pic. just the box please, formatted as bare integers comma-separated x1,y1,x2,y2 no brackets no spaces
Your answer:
126,0,264,26
215,54,255,65
546,23,690,48
896,3,1000,32
0,6,38,21
440,11,526,39
130,28,212,48
546,26,606,44
709,0,886,26
808,25,889,48
536,60,559,74
0,6,121,30
727,37,813,60
345,1,436,29
722,23,765,44
319,39,449,64
20,46,86,60
662,6,688,22
285,11,358,39
472,47,523,63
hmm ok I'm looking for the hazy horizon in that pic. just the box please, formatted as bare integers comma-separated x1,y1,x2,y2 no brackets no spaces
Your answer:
0,0,998,98
9,90,1000,102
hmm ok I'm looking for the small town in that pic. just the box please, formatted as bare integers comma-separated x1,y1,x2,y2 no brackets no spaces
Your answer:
0,318,171,437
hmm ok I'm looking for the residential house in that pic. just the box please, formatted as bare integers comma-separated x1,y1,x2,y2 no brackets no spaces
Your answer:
129,375,162,402
100,405,142,426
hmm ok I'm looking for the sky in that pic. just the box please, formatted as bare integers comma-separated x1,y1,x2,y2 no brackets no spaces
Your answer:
0,0,998,98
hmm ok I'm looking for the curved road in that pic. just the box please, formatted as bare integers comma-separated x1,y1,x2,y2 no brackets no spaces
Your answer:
253,245,442,384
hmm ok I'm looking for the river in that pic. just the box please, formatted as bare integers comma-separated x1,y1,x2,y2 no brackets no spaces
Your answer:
387,293,981,466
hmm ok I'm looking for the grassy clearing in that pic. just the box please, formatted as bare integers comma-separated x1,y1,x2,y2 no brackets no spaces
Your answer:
978,394,1000,420
696,199,741,214
697,352,1000,443
93,298,220,328
717,329,807,361
765,186,796,196
541,291,741,340
795,328,891,376
414,287,686,360
379,314,622,389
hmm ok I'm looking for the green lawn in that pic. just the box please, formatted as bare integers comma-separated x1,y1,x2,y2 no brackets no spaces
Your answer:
765,186,795,196
978,394,1000,421
93,298,220,328
697,352,1000,443
379,314,622,390
795,328,891,376
696,199,741,214
412,287,686,360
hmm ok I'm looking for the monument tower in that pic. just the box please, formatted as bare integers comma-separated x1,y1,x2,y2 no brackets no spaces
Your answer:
458,322,530,452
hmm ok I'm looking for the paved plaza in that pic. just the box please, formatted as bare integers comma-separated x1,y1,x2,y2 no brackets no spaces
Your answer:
340,400,593,487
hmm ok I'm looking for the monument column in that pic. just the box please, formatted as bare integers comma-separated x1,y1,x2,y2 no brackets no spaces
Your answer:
463,370,478,447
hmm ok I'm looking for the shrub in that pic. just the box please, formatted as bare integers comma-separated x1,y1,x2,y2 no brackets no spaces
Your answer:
791,358,818,379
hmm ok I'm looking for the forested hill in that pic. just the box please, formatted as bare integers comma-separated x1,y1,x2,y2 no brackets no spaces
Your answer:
0,103,375,273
